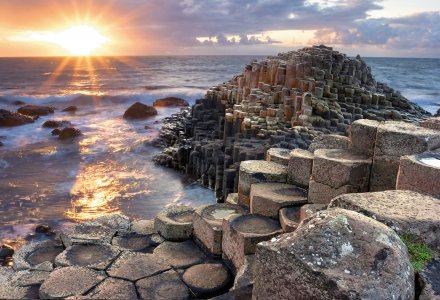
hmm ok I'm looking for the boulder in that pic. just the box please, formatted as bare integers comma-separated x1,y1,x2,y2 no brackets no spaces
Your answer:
182,263,231,297
62,106,78,112
136,270,190,299
153,97,189,107
329,190,440,251
308,134,349,153
58,127,82,140
418,256,440,300
287,149,313,188
60,222,117,247
13,240,64,272
17,105,54,116
250,183,307,219
266,148,290,165
54,243,120,270
106,252,170,281
153,240,206,269
84,277,138,300
42,120,71,128
253,208,415,300
123,102,157,119
193,203,247,255
154,205,194,241
51,128,61,135
39,267,106,298
222,214,282,273
0,109,33,127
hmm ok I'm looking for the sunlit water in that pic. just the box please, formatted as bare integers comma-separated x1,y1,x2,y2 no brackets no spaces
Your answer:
0,56,438,249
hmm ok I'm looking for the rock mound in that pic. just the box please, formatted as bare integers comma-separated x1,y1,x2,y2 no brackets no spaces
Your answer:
62,106,78,112
17,105,54,116
58,127,82,140
0,109,34,127
123,102,157,119
153,97,189,107
42,120,71,128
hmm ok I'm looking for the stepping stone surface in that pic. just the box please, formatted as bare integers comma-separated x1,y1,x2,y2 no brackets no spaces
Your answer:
85,277,138,300
153,240,206,269
55,243,120,270
39,266,106,299
330,190,440,251
266,148,290,165
112,233,152,252
13,240,64,271
253,208,414,300
136,270,189,300
95,214,131,234
154,205,195,241
182,263,231,297
60,222,116,247
250,183,307,218
130,219,155,235
107,252,170,281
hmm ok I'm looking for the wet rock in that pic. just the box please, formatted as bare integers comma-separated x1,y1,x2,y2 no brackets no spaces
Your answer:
42,120,71,128
35,223,52,234
330,190,440,251
287,149,314,188
130,219,155,235
182,263,231,297
58,127,82,140
222,214,282,273
95,214,131,234
266,148,290,165
123,102,157,119
278,206,302,232
153,97,189,107
0,109,34,127
55,243,120,270
193,203,247,255
39,266,106,299
107,251,170,281
13,240,64,271
250,183,307,219
136,269,190,300
17,105,54,116
85,277,138,300
62,106,78,112
112,232,152,252
253,208,415,300
153,240,206,269
418,256,440,300
12,100,26,106
0,141,3,147
51,128,61,135
0,244,14,258
154,205,195,241
60,222,117,247
308,134,349,153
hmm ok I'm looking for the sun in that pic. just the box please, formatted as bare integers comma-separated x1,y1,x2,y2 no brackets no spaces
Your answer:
56,25,108,56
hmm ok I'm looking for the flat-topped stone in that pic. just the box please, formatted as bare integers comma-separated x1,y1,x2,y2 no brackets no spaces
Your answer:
308,134,349,153
222,214,282,273
154,205,195,241
95,214,131,234
266,148,290,165
250,183,307,218
253,209,414,300
349,119,379,156
130,219,155,236
397,152,440,196
0,268,46,299
153,240,206,269
55,243,120,270
106,252,170,281
112,232,152,252
238,160,287,207
329,190,440,250
39,266,106,299
136,270,189,300
13,239,64,272
85,277,138,300
182,263,231,298
60,222,117,247
287,149,314,188
371,121,440,191
279,206,302,232
193,203,247,255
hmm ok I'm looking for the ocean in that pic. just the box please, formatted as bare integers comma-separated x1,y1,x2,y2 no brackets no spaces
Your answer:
0,55,438,249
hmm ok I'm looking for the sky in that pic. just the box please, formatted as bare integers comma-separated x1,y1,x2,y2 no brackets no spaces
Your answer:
0,0,439,57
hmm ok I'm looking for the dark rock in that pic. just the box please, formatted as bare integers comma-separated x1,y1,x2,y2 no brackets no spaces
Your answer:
58,127,82,140
418,256,440,300
17,105,54,116
211,284,253,300
153,97,189,107
12,100,26,106
123,102,157,119
35,224,51,234
0,109,34,127
435,108,440,117
0,141,3,147
51,128,61,136
62,106,78,112
42,120,71,128
0,245,14,258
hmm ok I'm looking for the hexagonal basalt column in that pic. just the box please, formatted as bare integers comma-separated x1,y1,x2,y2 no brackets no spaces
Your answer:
266,148,290,165
193,203,247,256
278,206,302,232
396,152,440,196
349,119,379,156
222,214,282,273
182,263,232,298
309,149,371,204
238,160,287,207
250,183,307,219
136,270,190,299
60,222,117,247
287,149,314,188
13,240,64,272
154,205,195,241
54,243,120,270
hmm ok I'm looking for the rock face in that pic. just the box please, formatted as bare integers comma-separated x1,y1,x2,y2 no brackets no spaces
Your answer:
123,102,157,119
17,105,54,116
287,149,313,188
154,205,195,241
329,190,440,251
153,97,189,107
0,109,34,127
253,208,415,300
58,127,82,140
